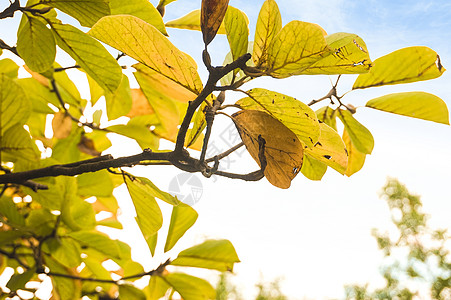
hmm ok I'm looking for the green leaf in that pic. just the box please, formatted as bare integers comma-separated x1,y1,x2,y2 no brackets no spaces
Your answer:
163,272,216,300
77,170,114,198
0,196,25,226
52,127,83,163
224,6,249,62
265,21,330,78
130,176,180,205
124,176,163,253
0,74,31,134
301,33,372,75
45,257,82,300
109,0,167,35
171,239,240,272
86,73,103,105
25,208,56,236
1,124,40,163
300,153,327,181
304,123,348,174
68,230,121,259
0,58,19,78
107,121,159,150
50,22,122,94
39,0,110,27
42,237,82,268
28,176,76,211
343,129,366,177
6,267,36,292
236,88,320,147
166,9,226,34
338,110,374,154
89,15,203,93
146,275,171,300
353,46,445,89
119,284,146,300
365,91,449,125
82,255,112,282
0,231,26,246
68,197,96,230
164,203,198,252
253,0,282,68
16,78,58,113
105,74,132,120
17,15,56,73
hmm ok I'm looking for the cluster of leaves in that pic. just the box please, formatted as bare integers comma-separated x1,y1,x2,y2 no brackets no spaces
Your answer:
0,0,448,299
345,179,451,300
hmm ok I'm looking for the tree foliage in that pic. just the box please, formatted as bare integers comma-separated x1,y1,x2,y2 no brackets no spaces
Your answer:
0,0,448,299
345,179,451,300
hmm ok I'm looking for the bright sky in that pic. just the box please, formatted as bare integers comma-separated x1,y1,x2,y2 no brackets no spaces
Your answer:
1,0,451,299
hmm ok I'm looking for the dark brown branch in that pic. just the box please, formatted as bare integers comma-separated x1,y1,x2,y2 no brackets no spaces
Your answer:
214,169,264,181
174,53,251,154
45,258,171,284
0,39,18,56
0,248,30,269
0,149,171,184
0,0,20,19
50,79,108,132
54,65,80,72
199,91,225,163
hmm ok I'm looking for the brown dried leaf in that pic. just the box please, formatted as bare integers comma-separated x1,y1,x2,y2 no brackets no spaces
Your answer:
201,0,230,45
232,110,303,189
126,88,155,118
52,112,72,139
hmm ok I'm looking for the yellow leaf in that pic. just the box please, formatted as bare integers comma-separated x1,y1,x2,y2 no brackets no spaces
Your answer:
300,153,327,181
315,106,337,130
224,6,249,61
236,88,320,147
304,123,348,174
109,0,167,35
104,74,132,120
201,0,230,45
265,21,330,78
166,9,227,34
126,89,155,118
40,0,110,27
365,91,450,125
89,15,203,94
52,112,72,139
133,63,194,141
353,46,445,89
301,33,372,75
338,110,374,154
232,110,303,189
253,0,282,68
343,129,366,177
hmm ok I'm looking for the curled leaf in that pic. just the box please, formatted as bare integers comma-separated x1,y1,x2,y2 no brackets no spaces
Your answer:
232,110,303,189
201,0,230,45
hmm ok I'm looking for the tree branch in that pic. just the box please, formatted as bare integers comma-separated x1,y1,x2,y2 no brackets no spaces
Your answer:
0,150,171,184
45,259,171,284
174,53,251,154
